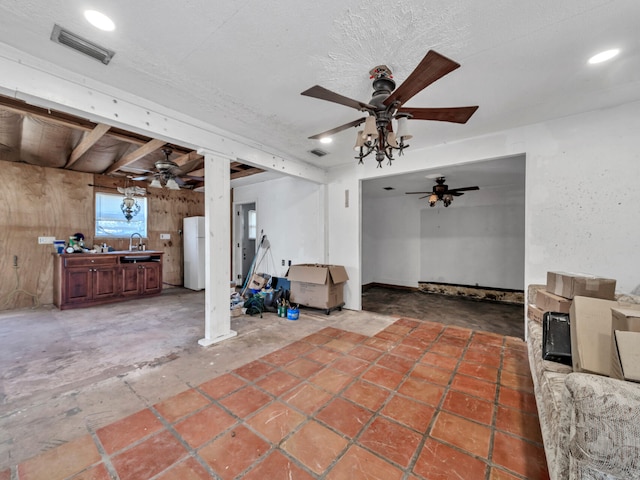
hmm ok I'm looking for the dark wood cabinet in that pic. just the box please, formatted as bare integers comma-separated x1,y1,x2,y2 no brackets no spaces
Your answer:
53,251,163,309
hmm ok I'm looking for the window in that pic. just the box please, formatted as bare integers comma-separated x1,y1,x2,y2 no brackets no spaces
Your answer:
247,209,257,240
95,192,147,237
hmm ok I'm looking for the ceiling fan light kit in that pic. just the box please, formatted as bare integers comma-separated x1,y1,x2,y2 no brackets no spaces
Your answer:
406,176,479,208
302,50,478,168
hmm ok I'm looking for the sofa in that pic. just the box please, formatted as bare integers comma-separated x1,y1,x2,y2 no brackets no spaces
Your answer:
526,307,640,479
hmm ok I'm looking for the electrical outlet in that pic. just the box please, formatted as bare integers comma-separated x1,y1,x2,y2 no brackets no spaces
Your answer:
38,236,56,244
160,233,170,240
281,259,285,266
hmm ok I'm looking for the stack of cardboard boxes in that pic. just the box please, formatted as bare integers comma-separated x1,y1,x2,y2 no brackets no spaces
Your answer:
528,271,640,383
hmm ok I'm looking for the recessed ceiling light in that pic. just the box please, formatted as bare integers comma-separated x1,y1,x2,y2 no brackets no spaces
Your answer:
84,10,115,31
588,48,620,65
319,137,332,144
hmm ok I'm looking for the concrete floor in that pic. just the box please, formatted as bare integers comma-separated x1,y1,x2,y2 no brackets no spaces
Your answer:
0,286,524,469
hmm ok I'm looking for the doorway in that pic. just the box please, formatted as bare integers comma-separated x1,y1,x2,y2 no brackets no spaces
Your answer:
233,202,256,284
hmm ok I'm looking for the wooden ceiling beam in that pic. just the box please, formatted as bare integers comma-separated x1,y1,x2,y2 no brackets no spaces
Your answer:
103,138,166,174
65,123,111,168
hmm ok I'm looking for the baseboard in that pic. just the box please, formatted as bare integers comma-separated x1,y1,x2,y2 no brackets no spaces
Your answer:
418,282,524,305
362,282,420,293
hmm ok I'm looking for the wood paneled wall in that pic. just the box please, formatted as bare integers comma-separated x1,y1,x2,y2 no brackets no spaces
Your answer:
0,161,204,311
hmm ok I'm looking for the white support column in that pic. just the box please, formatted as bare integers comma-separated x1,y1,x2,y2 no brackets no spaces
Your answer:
198,150,237,346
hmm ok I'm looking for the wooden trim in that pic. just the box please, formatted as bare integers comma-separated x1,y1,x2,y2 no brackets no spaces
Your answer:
104,138,166,174
66,123,111,168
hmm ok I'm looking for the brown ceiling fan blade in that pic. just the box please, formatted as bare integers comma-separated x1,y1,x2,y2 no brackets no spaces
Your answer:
384,50,460,107
308,117,367,140
449,186,480,193
397,106,479,124
301,86,375,111
451,192,465,196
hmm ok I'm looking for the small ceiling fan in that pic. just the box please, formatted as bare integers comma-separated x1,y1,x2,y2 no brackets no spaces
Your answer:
301,50,478,167
133,148,203,190
406,177,479,207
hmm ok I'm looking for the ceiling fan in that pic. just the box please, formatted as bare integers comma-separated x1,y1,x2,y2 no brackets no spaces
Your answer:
301,50,478,168
406,176,479,207
133,148,203,190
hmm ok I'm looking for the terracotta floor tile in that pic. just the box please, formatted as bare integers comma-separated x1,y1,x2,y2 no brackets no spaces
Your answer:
324,338,356,353
451,374,497,401
301,332,333,345
471,331,505,347
305,346,342,364
413,438,488,480
376,353,415,374
441,390,494,426
243,451,315,480
420,352,459,371
68,463,111,480
18,434,100,480
154,388,210,423
198,425,269,480
362,365,405,390
198,373,247,400
260,346,303,366
316,397,373,438
96,408,163,454
375,330,404,343
397,377,445,407
331,355,369,376
458,361,499,383
282,420,348,474
391,343,424,361
495,405,543,443
174,404,237,448
219,385,272,418
502,349,530,372
359,417,422,467
309,367,354,394
381,394,436,433
400,336,434,350
443,325,473,339
233,359,277,381
394,317,421,329
364,336,397,351
410,363,452,386
429,342,465,358
283,383,333,414
339,331,368,344
0,470,9,480
500,370,535,393
283,357,324,378
256,370,301,397
342,379,390,411
111,430,188,480
489,467,526,480
317,326,345,338
326,444,404,480
492,431,549,479
438,336,469,349
411,329,442,344
349,345,384,362
430,411,492,458
464,348,502,368
279,340,317,357
504,336,527,349
154,457,211,480
245,401,305,443
498,387,538,414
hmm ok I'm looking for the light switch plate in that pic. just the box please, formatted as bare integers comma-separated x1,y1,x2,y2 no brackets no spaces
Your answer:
38,236,56,244
160,233,170,240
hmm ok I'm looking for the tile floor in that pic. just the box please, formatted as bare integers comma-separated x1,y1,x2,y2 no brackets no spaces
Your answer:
2,317,548,480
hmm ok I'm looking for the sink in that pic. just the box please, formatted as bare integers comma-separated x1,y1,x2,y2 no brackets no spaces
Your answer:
121,255,152,263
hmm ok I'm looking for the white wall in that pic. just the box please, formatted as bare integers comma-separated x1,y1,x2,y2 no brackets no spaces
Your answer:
329,101,640,309
233,176,326,279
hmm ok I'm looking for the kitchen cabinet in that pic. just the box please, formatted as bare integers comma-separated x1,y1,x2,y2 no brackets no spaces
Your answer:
53,251,163,309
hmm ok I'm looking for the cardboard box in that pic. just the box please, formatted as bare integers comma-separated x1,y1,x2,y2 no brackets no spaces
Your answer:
527,304,545,324
610,307,640,381
286,264,349,309
569,296,618,375
546,271,616,300
535,289,572,313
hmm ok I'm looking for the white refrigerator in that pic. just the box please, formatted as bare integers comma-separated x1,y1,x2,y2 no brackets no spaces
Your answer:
183,216,205,290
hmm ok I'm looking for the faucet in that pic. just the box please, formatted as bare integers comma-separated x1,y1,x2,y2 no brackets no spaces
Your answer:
129,232,143,251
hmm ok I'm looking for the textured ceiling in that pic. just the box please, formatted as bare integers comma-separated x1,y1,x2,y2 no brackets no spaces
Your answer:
0,0,639,176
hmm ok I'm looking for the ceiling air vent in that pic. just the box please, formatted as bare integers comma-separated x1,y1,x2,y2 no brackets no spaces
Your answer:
383,186,395,191
309,149,328,157
51,24,115,65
